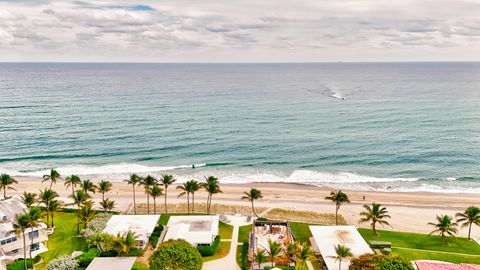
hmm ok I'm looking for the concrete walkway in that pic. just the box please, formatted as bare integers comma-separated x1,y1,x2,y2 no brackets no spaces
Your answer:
203,215,252,270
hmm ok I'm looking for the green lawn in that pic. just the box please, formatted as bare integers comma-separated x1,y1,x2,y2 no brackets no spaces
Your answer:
219,221,234,239
393,248,480,264
202,242,231,262
37,212,87,270
131,261,150,270
238,225,252,243
289,222,314,243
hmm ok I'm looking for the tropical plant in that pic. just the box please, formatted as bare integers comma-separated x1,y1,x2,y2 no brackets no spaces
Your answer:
78,201,96,230
283,241,296,267
69,190,90,234
203,176,222,214
99,198,115,212
159,174,176,214
241,188,263,218
0,173,17,199
428,215,458,244
124,174,142,214
349,254,414,270
150,239,203,270
331,244,353,270
267,239,282,267
87,233,113,253
42,169,61,188
39,188,59,227
325,190,350,225
110,230,138,256
81,179,97,195
359,203,391,235
46,255,79,270
12,213,30,270
177,181,193,213
97,180,112,200
21,192,37,208
254,250,266,270
27,206,44,261
64,175,81,196
47,199,62,228
141,175,157,214
456,206,480,240
295,241,315,270
150,185,163,214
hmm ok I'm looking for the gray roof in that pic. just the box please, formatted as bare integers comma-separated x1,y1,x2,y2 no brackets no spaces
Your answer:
86,257,137,270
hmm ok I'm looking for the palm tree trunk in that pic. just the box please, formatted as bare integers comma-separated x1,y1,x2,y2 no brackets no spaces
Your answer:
373,222,377,235
133,185,136,215
72,185,75,197
252,200,258,218
147,191,150,214
49,181,53,189
339,260,341,270
468,223,472,240
22,230,27,270
51,212,54,228
335,204,339,225
153,197,156,214
3,186,6,199
187,193,190,214
76,210,80,234
164,187,168,214
30,227,34,261
102,192,105,201
192,193,195,213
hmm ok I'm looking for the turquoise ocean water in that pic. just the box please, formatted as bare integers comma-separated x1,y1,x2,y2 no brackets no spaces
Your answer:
1,62,480,193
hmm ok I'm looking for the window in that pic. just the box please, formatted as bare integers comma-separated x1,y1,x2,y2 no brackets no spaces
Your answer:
31,243,40,251
0,236,17,245
28,230,39,240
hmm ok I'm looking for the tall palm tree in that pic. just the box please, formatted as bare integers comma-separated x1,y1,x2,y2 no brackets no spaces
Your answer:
142,175,157,214
177,181,193,213
0,173,17,199
81,179,97,195
267,239,281,267
189,180,201,213
47,200,62,228
42,169,61,188
295,241,315,270
428,215,458,244
331,244,353,270
21,192,37,209
456,206,480,240
159,174,176,214
64,175,81,197
124,174,142,214
359,203,391,235
12,213,30,270
241,188,263,218
100,198,116,212
78,201,96,229
97,180,112,200
39,188,58,227
325,190,350,225
149,185,163,215
26,207,44,261
69,190,90,234
254,250,266,270
203,176,222,214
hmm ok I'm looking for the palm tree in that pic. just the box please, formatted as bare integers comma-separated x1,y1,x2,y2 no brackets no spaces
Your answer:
42,169,61,188
254,250,266,270
97,180,112,201
267,239,281,267
241,188,263,218
189,180,201,213
159,174,176,214
78,201,96,230
99,198,116,212
26,207,44,261
81,179,97,195
359,203,391,236
331,244,353,270
203,176,222,214
47,200,62,228
64,175,81,196
325,190,350,225
39,188,58,227
150,185,163,214
295,241,315,270
0,173,17,199
12,213,30,270
283,241,296,267
428,215,458,244
124,174,142,214
21,192,37,208
69,190,90,234
87,233,112,253
141,175,157,214
456,206,480,240
177,181,193,213
111,230,139,256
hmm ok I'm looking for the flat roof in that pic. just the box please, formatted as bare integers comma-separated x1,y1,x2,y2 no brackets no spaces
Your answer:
103,215,160,237
86,257,136,270
164,215,219,245
309,226,373,270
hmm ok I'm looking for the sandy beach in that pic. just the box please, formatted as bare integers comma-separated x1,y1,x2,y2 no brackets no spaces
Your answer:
10,176,480,237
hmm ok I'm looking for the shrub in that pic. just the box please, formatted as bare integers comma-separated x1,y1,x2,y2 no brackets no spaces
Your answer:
46,255,79,270
257,217,268,221
150,239,203,270
128,248,144,257
240,242,249,270
7,260,33,270
149,224,164,246
81,213,112,237
349,254,414,270
77,248,101,267
33,255,42,264
197,235,221,256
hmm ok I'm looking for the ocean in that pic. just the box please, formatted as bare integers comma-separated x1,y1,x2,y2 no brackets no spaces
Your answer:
1,62,480,193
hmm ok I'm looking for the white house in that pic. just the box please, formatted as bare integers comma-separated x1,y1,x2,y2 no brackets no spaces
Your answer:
162,215,219,247
309,226,373,270
0,196,49,270
103,215,160,249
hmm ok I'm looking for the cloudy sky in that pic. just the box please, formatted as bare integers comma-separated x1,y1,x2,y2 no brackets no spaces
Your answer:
1,0,479,62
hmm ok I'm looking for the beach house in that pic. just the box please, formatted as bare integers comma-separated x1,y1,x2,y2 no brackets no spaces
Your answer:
162,215,219,247
0,196,49,270
103,215,160,249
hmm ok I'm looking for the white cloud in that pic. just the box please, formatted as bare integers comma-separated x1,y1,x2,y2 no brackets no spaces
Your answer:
0,0,479,61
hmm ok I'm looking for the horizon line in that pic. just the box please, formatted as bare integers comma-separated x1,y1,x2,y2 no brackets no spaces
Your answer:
1,60,480,64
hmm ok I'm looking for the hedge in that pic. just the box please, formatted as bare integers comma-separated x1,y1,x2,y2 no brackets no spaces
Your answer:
77,248,101,267
149,225,164,246
7,260,33,270
150,239,203,270
349,254,414,270
240,242,249,270
197,235,221,256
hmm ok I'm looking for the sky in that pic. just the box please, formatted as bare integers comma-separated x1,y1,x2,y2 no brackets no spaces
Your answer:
0,0,479,62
